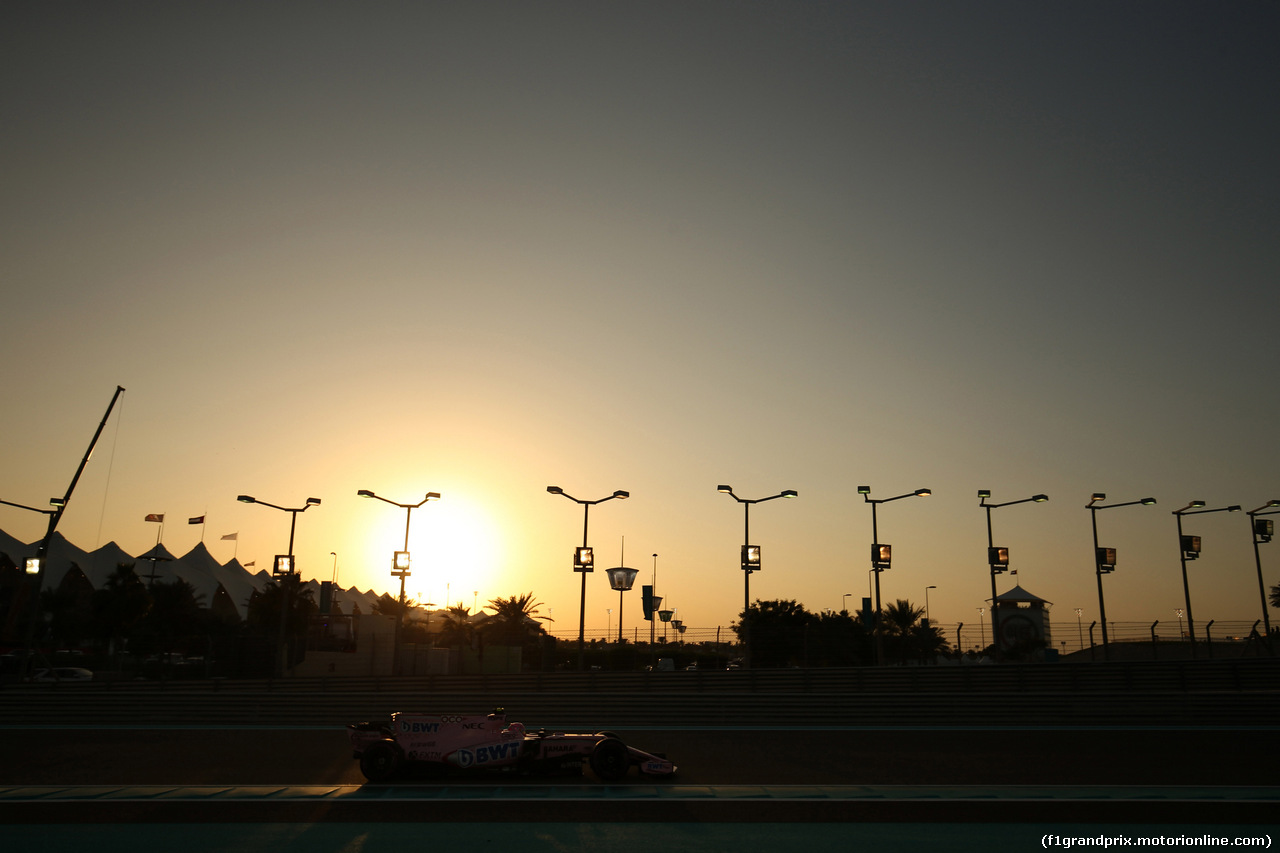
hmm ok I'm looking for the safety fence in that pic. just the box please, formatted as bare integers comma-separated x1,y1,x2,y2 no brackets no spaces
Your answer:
3,658,1277,728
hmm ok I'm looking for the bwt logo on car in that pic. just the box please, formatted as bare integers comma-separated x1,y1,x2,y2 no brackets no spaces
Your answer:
450,741,522,768
400,721,441,734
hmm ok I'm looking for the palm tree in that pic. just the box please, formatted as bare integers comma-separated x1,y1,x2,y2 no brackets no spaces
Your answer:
481,593,552,646
436,605,476,648
880,598,948,663
92,563,150,658
246,575,317,666
137,578,206,663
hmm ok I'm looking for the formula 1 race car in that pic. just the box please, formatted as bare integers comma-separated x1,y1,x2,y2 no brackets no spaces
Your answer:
347,709,676,783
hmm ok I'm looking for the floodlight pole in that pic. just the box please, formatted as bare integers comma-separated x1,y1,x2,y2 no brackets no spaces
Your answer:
858,486,930,665
1247,501,1280,637
357,489,440,673
1173,501,1241,657
548,486,628,671
237,494,322,678
1087,494,1156,660
978,491,1047,657
717,486,797,669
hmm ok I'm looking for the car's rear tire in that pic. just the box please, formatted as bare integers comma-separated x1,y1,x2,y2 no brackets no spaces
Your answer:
589,737,630,782
359,739,403,783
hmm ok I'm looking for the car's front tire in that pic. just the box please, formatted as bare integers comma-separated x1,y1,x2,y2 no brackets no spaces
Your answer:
588,737,630,782
359,739,403,783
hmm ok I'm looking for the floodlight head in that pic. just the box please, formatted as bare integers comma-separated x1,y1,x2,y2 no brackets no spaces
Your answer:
781,489,797,498
49,497,65,507
978,489,991,499
717,485,733,494
425,492,441,501
357,489,374,497
1032,494,1049,503
1141,498,1157,506
857,486,871,495
1090,493,1107,503
1227,505,1242,512
1190,500,1206,509
547,486,563,495
237,495,256,504
612,490,630,500
915,488,932,497
306,497,322,506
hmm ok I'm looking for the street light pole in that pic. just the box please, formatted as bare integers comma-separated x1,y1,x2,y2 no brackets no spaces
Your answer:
237,493,322,678
978,490,1047,657
717,486,797,669
859,486,930,664
1246,500,1280,638
357,489,441,674
1087,493,1157,660
1173,500,1242,657
547,486,629,671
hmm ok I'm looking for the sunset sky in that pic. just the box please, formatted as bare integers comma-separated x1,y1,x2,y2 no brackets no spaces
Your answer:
4,2,1278,639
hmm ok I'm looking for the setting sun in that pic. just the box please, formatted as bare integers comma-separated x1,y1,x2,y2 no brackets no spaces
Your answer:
354,493,505,612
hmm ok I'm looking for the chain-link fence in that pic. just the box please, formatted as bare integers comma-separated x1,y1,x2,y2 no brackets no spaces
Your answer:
546,619,1270,657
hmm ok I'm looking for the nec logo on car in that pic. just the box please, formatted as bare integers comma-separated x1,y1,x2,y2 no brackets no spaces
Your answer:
452,741,521,768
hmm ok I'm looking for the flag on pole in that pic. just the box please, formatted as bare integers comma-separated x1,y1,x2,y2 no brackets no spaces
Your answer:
189,515,205,525
221,532,238,541
145,514,164,523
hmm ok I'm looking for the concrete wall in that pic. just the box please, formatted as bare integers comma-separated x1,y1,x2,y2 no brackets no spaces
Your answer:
294,614,395,677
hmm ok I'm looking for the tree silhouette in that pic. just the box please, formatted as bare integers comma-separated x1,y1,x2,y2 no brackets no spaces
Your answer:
134,578,205,661
92,563,150,653
734,599,812,667
481,592,552,646
879,598,949,663
436,605,476,648
247,575,317,666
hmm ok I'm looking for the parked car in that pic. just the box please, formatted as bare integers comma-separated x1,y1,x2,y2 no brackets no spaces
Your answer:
347,709,676,783
31,667,93,683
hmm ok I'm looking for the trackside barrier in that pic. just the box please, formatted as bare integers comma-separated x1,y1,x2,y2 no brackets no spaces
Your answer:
1,659,1277,727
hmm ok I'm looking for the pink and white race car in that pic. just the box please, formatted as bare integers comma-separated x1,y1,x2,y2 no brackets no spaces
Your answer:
347,709,676,783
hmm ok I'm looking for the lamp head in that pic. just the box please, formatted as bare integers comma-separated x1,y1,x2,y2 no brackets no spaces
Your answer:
781,489,797,498
1141,497,1157,505
357,489,374,498
425,492,441,501
1090,493,1106,503
857,486,871,495
1190,500,1206,509
977,489,991,500
914,488,932,497
612,490,630,500
49,497,65,507
547,486,563,495
1228,505,1242,512
237,495,256,504
1032,494,1049,503
717,485,733,494
306,497,322,506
